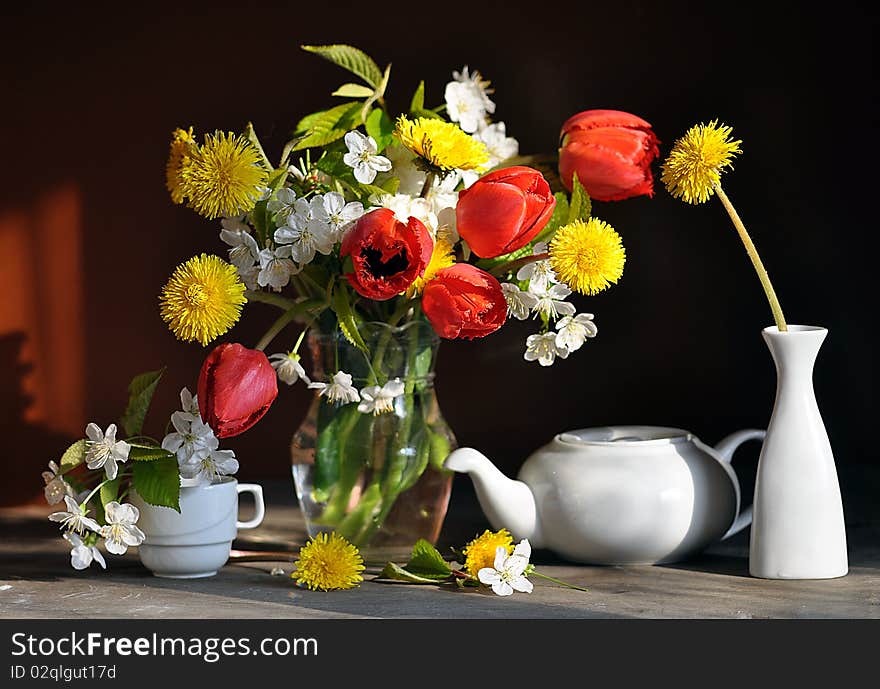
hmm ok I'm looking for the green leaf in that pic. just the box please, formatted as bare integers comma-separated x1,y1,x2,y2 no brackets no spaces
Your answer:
302,44,384,88
331,83,375,98
313,403,344,499
365,108,394,152
410,108,443,121
409,80,425,112
377,561,444,584
293,102,362,151
534,191,571,244
250,198,272,248
120,368,165,437
567,172,592,223
331,284,369,354
99,477,121,507
406,539,452,579
59,439,87,472
132,457,180,512
128,445,175,462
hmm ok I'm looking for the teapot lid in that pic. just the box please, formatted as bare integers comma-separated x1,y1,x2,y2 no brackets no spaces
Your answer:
557,425,694,446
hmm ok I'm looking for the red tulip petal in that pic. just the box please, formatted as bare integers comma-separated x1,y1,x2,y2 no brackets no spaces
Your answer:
561,109,654,137
456,182,527,258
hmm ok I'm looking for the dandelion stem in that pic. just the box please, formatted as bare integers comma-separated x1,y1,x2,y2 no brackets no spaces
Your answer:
254,299,327,351
714,184,787,332
245,290,297,310
419,172,436,199
531,570,589,592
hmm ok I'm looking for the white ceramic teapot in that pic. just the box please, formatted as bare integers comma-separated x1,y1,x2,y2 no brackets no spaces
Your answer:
444,425,765,565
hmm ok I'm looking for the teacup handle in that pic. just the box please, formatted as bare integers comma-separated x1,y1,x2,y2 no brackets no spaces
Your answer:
236,483,265,529
715,429,766,540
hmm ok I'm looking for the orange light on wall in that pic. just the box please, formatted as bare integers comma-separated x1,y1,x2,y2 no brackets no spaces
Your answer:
0,184,85,504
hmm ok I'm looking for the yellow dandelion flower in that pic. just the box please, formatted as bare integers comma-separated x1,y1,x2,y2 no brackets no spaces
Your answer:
549,218,626,296
159,254,247,345
461,529,513,577
165,126,196,205
179,131,268,219
660,120,742,204
292,532,365,591
406,235,456,297
394,116,489,173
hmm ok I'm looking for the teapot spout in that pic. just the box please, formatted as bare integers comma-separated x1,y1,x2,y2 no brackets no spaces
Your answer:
444,448,543,546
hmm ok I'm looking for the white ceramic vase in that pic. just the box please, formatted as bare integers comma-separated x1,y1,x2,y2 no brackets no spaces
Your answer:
749,325,848,579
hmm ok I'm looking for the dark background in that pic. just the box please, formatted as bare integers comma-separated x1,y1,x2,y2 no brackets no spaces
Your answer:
1,2,876,514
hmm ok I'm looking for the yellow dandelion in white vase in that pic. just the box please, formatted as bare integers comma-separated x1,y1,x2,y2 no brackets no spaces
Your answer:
159,254,247,345
394,115,489,173
661,120,787,330
165,126,196,205
179,131,268,219
549,218,626,296
292,532,365,591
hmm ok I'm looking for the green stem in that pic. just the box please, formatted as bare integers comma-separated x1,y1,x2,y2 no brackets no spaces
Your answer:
714,183,788,332
488,252,549,278
254,299,327,351
532,570,589,592
245,290,297,310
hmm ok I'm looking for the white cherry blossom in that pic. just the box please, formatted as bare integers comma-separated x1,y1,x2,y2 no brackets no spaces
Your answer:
524,332,570,367
267,187,298,224
274,198,336,264
445,80,493,134
177,387,200,422
309,371,361,405
85,423,130,481
48,495,101,536
220,219,261,270
517,242,559,292
343,130,392,184
478,540,533,596
313,192,363,242
376,193,438,231
179,437,239,483
257,247,298,291
501,283,538,321
99,502,145,555
42,461,72,505
162,414,215,466
63,532,106,571
358,378,405,415
530,283,576,320
555,313,598,353
453,66,496,115
269,351,310,386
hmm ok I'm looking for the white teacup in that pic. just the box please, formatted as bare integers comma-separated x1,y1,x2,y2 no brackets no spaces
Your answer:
131,477,265,578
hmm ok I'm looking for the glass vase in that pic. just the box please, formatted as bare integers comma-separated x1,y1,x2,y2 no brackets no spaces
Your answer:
291,317,456,562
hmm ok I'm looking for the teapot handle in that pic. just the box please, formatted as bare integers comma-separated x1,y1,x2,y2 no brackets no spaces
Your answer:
715,429,766,540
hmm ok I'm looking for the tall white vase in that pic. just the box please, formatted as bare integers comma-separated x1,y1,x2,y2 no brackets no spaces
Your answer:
749,325,848,579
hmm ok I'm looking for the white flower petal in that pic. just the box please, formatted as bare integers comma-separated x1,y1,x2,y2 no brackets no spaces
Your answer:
510,576,533,593
491,581,514,596
478,568,502,585
85,423,103,442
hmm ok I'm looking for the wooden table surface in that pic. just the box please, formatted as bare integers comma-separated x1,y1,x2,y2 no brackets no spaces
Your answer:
2,475,878,619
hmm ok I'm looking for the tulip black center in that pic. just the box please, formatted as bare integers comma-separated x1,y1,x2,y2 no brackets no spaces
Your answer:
362,247,408,278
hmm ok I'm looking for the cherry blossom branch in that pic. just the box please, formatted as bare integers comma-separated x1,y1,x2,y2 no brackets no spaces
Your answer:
488,252,549,278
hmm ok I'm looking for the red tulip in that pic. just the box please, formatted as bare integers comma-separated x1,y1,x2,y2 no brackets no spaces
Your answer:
198,343,278,438
456,166,556,259
422,264,507,340
340,208,433,300
558,109,660,201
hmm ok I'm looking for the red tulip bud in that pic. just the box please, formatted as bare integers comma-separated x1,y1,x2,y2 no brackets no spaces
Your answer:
198,343,278,438
559,109,660,201
422,264,507,339
340,208,433,301
456,166,556,259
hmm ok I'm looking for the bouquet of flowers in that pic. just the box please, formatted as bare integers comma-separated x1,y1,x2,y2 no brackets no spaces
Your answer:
40,44,664,567
155,44,659,552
